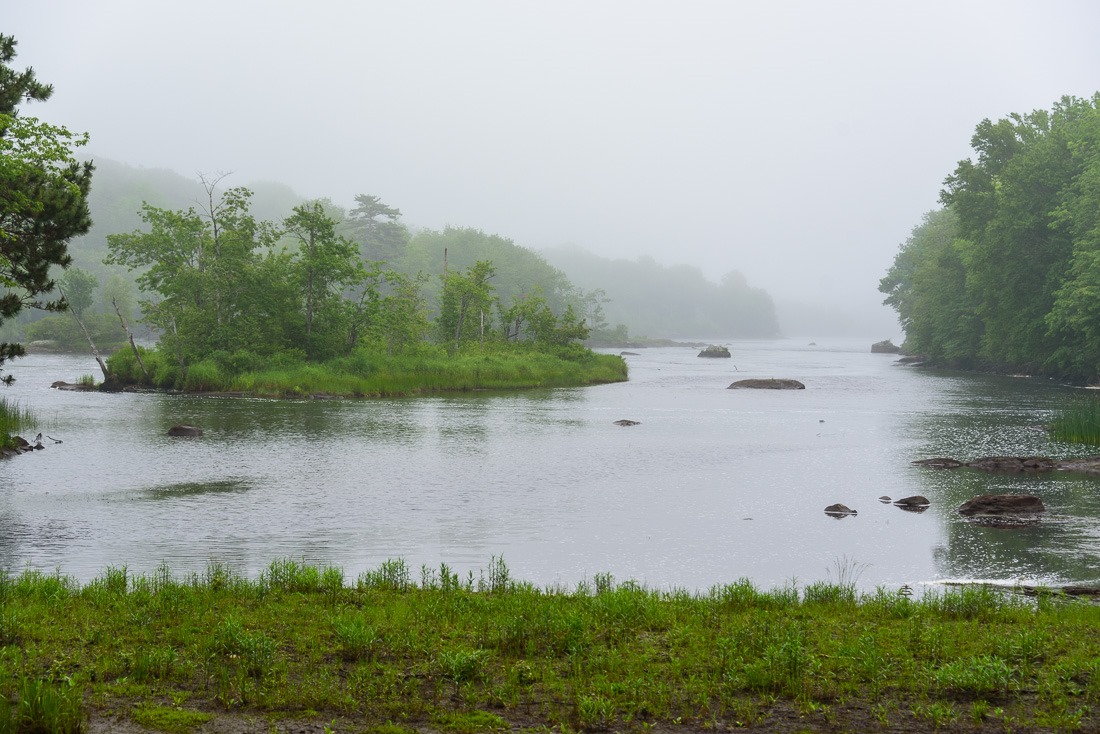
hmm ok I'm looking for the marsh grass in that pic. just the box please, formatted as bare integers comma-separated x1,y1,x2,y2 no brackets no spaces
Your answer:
0,398,36,449
1050,398,1100,444
108,346,628,397
2,559,1100,732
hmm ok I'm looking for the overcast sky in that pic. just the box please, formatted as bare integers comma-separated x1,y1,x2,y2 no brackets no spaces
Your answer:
6,1,1100,334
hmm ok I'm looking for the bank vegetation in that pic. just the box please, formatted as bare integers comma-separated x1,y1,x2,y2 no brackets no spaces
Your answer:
1,559,1098,733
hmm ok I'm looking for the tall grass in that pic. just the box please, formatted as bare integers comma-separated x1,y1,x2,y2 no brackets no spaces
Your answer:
1049,398,1100,445
0,398,36,449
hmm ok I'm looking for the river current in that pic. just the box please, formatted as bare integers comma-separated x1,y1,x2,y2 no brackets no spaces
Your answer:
2,340,1099,592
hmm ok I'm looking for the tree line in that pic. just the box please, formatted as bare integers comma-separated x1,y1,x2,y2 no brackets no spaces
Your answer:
880,93,1100,382
99,179,593,387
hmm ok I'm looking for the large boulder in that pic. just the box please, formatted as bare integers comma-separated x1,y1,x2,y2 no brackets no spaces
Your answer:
698,345,731,358
728,378,805,390
871,339,901,354
958,494,1045,517
824,503,857,517
167,425,203,437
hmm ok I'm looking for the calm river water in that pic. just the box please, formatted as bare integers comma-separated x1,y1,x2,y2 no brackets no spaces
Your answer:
3,340,1100,593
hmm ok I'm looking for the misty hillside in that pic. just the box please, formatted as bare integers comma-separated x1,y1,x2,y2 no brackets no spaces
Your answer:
75,159,305,276
543,246,779,340
56,159,785,344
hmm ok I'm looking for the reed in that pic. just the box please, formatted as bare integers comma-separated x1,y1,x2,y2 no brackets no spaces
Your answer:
0,397,37,449
1049,398,1100,445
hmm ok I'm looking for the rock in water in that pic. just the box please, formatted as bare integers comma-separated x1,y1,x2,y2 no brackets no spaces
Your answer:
871,339,901,354
958,494,1045,517
893,495,930,513
613,419,641,426
912,457,963,469
728,378,805,390
698,345,731,358
167,425,203,437
824,503,857,516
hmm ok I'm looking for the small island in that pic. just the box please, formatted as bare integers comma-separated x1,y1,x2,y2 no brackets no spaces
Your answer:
698,344,732,358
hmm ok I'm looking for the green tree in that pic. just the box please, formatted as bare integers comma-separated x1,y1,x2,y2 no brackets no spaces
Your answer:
403,227,574,317
344,194,408,263
0,34,93,383
105,182,273,381
436,260,496,349
882,94,1100,380
56,266,97,318
879,209,980,362
283,200,360,357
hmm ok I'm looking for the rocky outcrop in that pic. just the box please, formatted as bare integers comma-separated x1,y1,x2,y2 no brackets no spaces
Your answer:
871,339,901,354
698,345,731,358
167,425,203,437
728,379,805,390
1,435,45,458
824,503,857,517
613,419,641,426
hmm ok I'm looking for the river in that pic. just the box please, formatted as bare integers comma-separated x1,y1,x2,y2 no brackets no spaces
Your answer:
2,339,1099,593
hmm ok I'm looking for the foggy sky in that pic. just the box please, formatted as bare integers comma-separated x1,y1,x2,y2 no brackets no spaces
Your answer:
6,1,1100,335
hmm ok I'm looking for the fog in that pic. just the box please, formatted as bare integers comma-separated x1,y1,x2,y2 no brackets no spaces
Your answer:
7,1,1099,336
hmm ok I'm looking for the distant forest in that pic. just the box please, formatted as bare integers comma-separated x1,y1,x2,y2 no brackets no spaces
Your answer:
2,159,781,351
880,94,1100,382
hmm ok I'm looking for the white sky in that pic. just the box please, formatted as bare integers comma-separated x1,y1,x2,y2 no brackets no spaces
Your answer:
6,1,1100,333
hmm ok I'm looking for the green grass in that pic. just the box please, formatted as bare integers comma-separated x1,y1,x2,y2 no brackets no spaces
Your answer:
106,345,628,397
1,558,1100,732
1050,398,1100,444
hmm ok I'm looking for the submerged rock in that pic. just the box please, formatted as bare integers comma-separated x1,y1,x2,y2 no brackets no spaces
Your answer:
728,378,805,390
913,455,1095,474
958,494,1045,518
966,456,1055,472
698,345,731,358
613,419,641,427
167,425,204,437
912,457,964,469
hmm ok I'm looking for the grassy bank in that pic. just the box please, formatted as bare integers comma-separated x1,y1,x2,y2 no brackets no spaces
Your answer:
105,345,628,397
2,559,1098,733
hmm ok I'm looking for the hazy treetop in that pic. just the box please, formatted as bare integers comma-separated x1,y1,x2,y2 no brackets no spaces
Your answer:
7,1,1099,334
